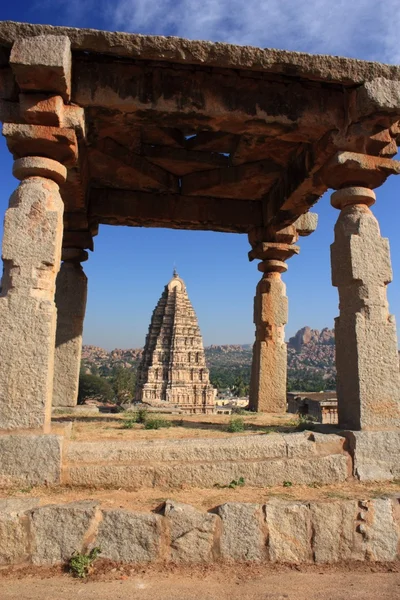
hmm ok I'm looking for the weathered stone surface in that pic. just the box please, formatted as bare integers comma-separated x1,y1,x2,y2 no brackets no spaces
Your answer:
330,187,400,430
53,261,87,408
163,500,219,563
2,21,400,85
96,510,163,563
265,501,312,563
216,503,266,561
30,502,98,565
135,272,216,413
356,78,400,118
294,212,318,236
0,176,64,430
345,431,400,481
19,93,64,126
66,432,344,466
249,272,288,412
67,453,348,489
10,35,71,100
0,434,62,487
12,155,67,184
362,499,399,561
3,123,78,166
310,501,361,563
0,498,39,565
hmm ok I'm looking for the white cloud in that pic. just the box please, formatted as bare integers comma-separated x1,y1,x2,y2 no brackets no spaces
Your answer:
93,0,400,64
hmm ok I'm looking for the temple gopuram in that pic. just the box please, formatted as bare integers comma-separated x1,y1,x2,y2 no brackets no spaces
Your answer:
135,271,216,414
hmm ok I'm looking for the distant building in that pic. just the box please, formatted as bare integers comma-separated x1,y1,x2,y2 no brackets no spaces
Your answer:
135,271,216,414
287,392,338,424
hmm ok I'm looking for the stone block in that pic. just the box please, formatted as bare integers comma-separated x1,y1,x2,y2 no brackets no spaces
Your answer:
0,498,39,565
3,123,78,166
30,501,99,565
162,500,219,563
344,430,400,481
356,78,400,118
265,500,312,563
216,503,266,561
362,499,399,561
10,35,71,100
293,212,318,236
0,434,62,487
310,501,362,563
96,510,164,563
19,93,64,126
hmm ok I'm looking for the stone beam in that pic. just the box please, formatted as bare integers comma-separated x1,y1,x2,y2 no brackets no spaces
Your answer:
181,159,282,199
88,141,178,193
2,22,400,86
89,189,263,233
263,123,400,230
73,59,345,138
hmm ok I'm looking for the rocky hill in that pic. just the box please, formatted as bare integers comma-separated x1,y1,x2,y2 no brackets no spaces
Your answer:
81,328,336,391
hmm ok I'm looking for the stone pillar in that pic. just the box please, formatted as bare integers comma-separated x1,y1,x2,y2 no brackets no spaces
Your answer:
248,215,317,413
0,157,67,430
330,186,400,430
53,249,88,408
249,260,289,413
248,222,300,412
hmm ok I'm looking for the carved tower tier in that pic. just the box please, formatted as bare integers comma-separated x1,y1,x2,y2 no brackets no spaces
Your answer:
135,271,216,414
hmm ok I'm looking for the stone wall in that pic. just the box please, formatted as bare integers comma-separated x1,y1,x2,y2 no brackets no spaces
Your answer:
1,497,399,566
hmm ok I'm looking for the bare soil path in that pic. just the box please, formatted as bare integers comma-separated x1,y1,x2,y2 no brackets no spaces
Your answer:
1,565,400,600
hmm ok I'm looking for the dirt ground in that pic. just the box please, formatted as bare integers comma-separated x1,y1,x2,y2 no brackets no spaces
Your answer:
1,480,400,512
1,563,400,600
53,411,301,441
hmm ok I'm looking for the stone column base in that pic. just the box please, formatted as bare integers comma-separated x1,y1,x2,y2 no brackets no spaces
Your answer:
342,430,400,481
0,433,63,487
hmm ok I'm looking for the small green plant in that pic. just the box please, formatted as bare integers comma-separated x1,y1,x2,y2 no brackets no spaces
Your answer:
144,417,171,430
283,481,293,487
228,477,245,489
121,416,137,429
214,477,246,489
231,407,247,415
296,414,318,431
227,417,245,433
69,547,101,578
136,408,148,423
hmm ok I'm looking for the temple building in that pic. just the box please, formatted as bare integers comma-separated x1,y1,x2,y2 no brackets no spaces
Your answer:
135,271,216,413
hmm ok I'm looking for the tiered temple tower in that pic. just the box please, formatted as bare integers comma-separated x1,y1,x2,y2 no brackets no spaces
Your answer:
135,271,216,413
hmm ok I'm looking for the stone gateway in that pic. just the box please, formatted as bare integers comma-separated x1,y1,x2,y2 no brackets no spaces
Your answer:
135,271,216,413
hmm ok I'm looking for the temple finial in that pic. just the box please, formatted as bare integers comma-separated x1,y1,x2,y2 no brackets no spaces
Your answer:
173,263,178,278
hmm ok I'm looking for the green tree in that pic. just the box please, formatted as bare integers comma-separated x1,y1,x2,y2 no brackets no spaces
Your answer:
78,374,114,404
232,375,249,397
111,366,136,405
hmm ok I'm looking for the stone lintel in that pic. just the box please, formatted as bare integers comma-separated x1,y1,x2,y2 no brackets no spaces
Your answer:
322,151,400,190
10,35,71,101
2,21,400,87
90,189,263,233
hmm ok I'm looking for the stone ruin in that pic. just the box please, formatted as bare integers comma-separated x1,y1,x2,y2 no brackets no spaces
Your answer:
0,22,400,568
135,270,216,413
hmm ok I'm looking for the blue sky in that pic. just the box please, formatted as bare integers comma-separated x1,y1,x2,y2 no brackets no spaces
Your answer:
0,1,400,349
